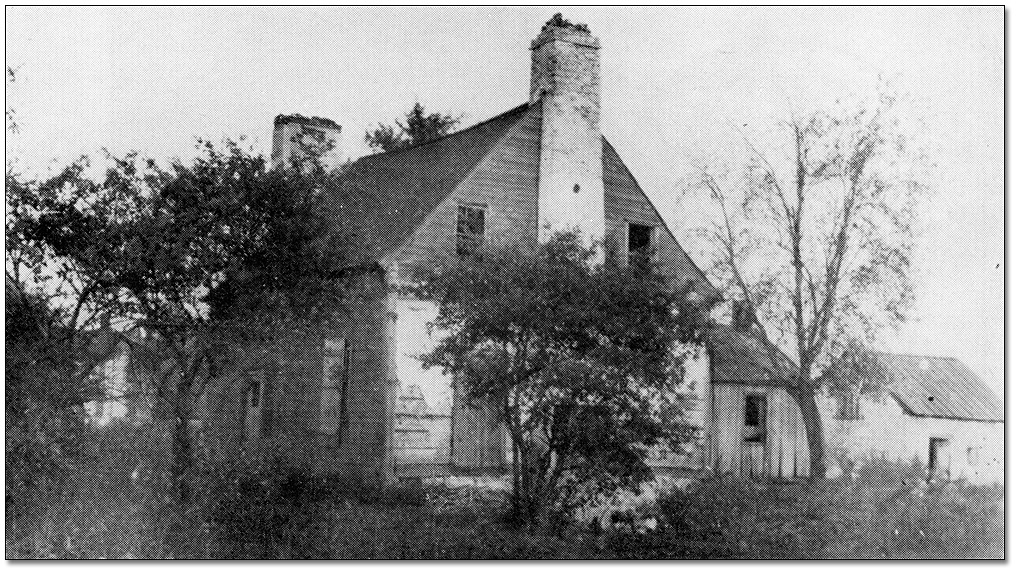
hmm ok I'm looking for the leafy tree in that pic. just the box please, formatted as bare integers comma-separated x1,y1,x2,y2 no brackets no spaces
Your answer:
365,102,462,153
685,89,927,479
412,233,706,526
6,167,122,515
13,140,376,500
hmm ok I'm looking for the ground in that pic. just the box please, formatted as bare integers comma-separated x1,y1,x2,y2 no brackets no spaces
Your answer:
5,423,1005,559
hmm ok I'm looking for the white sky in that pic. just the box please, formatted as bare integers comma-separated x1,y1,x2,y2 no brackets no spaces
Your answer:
5,6,1004,396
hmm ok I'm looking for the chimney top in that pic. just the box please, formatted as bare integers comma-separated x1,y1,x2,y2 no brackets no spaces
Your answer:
273,113,341,131
531,13,599,50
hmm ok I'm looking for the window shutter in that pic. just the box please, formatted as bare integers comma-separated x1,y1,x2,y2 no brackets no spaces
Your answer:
321,339,351,436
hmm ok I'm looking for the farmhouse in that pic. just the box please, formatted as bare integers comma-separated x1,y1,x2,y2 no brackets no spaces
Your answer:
197,15,1002,488
205,15,715,485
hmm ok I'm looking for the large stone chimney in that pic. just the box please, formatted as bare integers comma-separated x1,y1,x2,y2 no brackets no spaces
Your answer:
271,114,342,170
530,14,606,255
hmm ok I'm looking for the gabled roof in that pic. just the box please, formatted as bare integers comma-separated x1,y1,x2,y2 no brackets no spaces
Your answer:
869,352,1004,423
330,101,714,296
334,103,533,258
602,139,718,300
708,323,797,385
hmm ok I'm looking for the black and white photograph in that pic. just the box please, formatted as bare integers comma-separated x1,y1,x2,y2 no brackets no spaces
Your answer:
4,6,1005,559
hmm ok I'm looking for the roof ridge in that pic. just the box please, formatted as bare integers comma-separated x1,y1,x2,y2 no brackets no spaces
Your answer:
355,102,533,163
873,350,962,362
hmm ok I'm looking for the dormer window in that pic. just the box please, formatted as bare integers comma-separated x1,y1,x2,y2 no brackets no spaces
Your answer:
456,204,486,258
626,222,656,266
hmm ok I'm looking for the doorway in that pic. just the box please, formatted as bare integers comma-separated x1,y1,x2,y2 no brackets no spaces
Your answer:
928,437,949,479
741,393,767,477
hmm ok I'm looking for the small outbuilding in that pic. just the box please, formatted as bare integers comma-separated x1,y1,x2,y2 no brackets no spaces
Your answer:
707,322,810,479
823,351,1004,485
707,318,1005,485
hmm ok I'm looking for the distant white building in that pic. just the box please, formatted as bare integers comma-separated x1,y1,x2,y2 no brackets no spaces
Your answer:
823,351,1004,485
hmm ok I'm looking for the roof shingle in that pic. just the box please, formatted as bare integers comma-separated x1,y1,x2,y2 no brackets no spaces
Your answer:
871,352,1004,423
709,323,796,385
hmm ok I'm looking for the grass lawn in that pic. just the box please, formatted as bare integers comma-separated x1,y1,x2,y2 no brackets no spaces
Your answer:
6,429,1004,559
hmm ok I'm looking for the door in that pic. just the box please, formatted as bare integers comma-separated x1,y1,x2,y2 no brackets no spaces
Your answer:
741,394,767,477
928,437,950,479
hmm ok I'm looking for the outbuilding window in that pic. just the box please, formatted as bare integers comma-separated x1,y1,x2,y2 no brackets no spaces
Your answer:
743,394,766,443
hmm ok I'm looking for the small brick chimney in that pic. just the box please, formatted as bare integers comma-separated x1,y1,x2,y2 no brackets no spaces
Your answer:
271,114,342,170
530,14,606,255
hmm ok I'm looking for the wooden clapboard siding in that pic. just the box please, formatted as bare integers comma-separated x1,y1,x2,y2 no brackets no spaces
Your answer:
603,139,716,299
450,378,506,470
392,104,542,269
712,384,743,474
711,383,810,479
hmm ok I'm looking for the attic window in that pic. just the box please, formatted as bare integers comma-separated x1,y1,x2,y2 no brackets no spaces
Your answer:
626,222,655,266
456,204,486,257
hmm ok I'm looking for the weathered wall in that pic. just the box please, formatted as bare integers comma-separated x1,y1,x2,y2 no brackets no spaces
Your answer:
204,275,396,485
819,393,1005,485
710,383,811,479
391,296,456,475
530,25,606,247
708,383,1004,485
647,347,711,470
389,104,543,271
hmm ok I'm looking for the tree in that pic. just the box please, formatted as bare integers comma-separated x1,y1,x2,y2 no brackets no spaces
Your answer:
686,89,926,479
6,166,124,514
15,139,375,500
365,102,462,153
412,233,705,526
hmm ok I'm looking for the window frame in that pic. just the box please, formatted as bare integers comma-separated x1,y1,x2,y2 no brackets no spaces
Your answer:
743,393,766,443
456,203,487,258
320,338,351,439
624,221,658,267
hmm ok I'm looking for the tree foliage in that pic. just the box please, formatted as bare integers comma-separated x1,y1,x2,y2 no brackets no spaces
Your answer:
365,102,462,153
684,87,927,478
412,233,706,525
8,140,375,500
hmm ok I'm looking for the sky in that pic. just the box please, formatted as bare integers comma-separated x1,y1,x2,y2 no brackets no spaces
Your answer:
5,6,1004,396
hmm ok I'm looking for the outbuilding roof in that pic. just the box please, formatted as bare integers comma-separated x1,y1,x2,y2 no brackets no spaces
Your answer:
709,323,797,385
871,352,1004,423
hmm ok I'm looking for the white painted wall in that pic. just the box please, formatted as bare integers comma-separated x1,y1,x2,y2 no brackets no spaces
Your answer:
392,297,454,417
820,393,1004,485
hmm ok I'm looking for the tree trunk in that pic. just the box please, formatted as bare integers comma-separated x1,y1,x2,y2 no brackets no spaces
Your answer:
793,386,827,481
510,439,523,524
171,382,193,503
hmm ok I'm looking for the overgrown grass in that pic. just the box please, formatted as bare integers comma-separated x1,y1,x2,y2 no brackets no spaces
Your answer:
7,431,1004,559
615,459,1004,559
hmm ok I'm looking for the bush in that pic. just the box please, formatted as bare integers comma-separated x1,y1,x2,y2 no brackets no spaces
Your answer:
609,459,1004,559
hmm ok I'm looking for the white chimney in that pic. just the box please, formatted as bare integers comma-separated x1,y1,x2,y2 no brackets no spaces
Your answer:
271,114,342,170
530,14,606,257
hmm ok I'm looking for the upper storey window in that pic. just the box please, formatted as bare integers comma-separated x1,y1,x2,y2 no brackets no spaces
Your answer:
456,204,486,257
627,222,655,266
